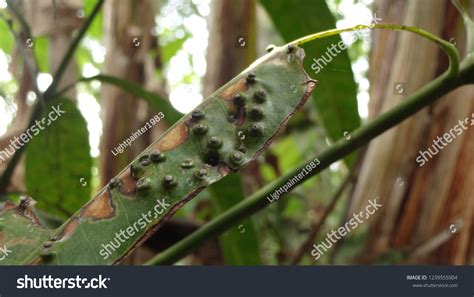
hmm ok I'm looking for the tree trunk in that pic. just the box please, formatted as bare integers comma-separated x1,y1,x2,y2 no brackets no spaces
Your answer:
203,0,256,97
351,0,473,264
100,0,156,185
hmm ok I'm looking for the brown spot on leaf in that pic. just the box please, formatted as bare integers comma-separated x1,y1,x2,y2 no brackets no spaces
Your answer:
234,106,247,126
220,99,238,116
217,162,233,176
18,197,42,226
57,217,79,241
117,171,136,196
219,79,247,100
155,122,188,152
1,201,16,212
81,190,115,221
218,79,249,116
0,197,43,226
31,257,43,265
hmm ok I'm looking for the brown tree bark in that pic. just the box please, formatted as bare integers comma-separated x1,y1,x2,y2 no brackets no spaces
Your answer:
350,0,473,264
100,0,157,185
203,0,257,97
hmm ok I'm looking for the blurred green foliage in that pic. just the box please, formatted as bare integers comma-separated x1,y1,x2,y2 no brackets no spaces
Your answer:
25,97,92,219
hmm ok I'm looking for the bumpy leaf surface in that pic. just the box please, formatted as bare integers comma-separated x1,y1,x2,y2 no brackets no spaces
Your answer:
2,45,315,265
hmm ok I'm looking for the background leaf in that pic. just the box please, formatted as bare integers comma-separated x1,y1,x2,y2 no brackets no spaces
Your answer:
160,31,192,64
209,174,261,265
0,18,14,55
25,97,92,219
84,0,103,40
33,36,49,73
259,0,360,144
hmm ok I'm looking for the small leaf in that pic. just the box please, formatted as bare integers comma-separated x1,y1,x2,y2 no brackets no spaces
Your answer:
25,97,92,219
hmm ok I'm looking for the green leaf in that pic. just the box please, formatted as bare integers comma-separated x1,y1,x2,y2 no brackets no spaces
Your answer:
0,198,53,265
209,174,261,265
25,97,92,219
75,45,96,70
84,0,103,40
0,17,14,55
259,0,360,143
160,32,191,63
34,36,49,73
73,74,183,124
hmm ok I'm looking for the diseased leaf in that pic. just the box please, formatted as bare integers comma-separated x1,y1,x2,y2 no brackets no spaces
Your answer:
0,198,53,265
15,44,315,265
25,97,92,219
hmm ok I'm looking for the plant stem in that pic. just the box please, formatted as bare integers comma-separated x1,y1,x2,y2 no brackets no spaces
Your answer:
5,0,32,39
44,0,104,98
146,58,474,265
289,23,460,77
452,0,474,53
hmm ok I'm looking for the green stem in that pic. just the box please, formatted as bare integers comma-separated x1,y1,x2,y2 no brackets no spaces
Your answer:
44,0,104,98
146,58,474,265
5,0,32,39
452,0,474,53
289,23,460,77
